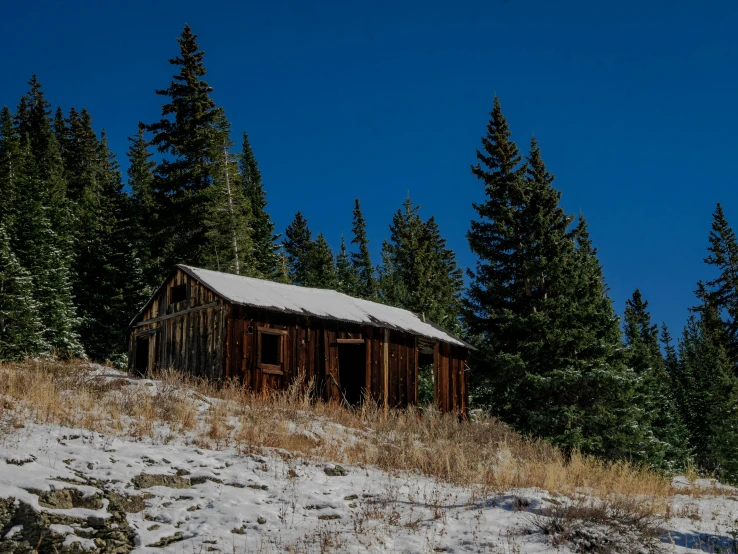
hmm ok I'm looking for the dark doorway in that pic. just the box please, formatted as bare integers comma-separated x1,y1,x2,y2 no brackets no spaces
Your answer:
337,343,366,405
418,351,435,406
135,336,149,376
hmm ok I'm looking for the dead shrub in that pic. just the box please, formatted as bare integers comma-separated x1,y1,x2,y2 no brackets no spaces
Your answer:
529,495,665,553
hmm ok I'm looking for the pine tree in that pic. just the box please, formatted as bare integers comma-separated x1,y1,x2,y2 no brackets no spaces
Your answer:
0,225,47,360
700,203,738,365
283,211,314,286
14,77,72,240
240,133,280,279
12,80,82,357
464,97,644,458
309,233,337,289
336,236,358,295
146,24,222,269
0,107,19,230
350,199,377,298
202,111,252,275
624,289,690,469
127,123,159,287
58,105,146,359
379,198,463,331
678,300,738,482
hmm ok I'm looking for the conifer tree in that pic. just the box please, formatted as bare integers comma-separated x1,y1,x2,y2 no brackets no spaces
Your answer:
0,225,47,360
379,198,463,331
309,233,337,289
465,97,645,458
12,80,82,357
336,236,358,295
350,199,377,298
700,203,738,364
127,123,159,287
283,211,314,286
146,24,222,269
202,111,252,275
0,107,19,230
678,300,738,482
57,105,145,359
240,133,280,279
624,289,690,469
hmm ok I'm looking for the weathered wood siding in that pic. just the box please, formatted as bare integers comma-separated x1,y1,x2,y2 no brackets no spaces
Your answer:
128,269,468,415
129,268,228,378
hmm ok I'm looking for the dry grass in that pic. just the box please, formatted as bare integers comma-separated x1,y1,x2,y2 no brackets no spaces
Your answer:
0,359,676,503
529,495,665,553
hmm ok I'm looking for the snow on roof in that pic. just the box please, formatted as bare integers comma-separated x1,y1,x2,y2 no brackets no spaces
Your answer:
179,265,469,347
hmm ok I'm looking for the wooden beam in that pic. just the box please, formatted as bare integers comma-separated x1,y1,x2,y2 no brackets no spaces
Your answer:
335,338,365,344
257,326,288,335
133,302,219,327
260,364,284,375
383,328,389,415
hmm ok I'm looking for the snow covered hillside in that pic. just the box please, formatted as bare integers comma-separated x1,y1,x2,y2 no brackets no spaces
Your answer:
0,361,737,553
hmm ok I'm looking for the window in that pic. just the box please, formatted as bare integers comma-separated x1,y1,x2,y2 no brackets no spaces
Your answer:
258,328,285,374
170,284,187,305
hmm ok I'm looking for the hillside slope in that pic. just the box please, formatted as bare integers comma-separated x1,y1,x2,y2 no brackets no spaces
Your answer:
0,361,735,553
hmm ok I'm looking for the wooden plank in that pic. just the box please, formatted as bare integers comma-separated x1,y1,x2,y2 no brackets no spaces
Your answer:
433,341,440,410
260,364,284,375
297,325,306,382
413,337,419,406
383,328,389,413
398,336,406,407
364,326,373,400
133,302,220,327
450,347,455,414
257,326,288,335
335,338,365,344
225,317,232,379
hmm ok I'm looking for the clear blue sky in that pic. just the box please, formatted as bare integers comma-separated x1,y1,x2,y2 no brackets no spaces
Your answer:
3,0,737,337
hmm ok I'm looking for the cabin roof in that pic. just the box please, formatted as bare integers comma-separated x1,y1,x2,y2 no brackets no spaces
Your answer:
175,265,471,348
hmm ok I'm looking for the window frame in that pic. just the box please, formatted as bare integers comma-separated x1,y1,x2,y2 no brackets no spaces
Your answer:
170,284,187,305
257,327,287,375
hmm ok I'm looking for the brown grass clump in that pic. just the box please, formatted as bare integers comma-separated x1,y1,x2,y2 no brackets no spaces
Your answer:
0,359,674,502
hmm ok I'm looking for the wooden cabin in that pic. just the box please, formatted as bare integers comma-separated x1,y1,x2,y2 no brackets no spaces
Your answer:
127,265,471,415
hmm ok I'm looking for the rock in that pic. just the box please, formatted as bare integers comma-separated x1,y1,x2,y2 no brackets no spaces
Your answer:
107,492,145,513
323,464,347,477
131,473,191,489
36,488,104,510
148,532,184,547
343,495,358,501
257,517,266,525
318,514,342,520
0,492,135,553
190,476,223,485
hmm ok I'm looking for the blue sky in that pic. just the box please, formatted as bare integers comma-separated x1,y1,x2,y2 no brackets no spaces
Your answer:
2,0,737,337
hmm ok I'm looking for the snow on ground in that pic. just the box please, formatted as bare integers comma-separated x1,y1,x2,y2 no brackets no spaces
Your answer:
1,366,737,553
0,421,554,553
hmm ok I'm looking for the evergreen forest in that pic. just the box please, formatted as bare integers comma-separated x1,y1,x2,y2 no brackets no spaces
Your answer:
2,25,737,484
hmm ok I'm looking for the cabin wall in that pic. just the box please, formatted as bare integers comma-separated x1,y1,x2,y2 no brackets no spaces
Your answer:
128,270,467,415
434,342,468,416
128,268,228,378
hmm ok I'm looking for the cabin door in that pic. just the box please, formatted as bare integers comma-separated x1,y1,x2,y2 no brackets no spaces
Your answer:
135,336,149,376
337,342,367,405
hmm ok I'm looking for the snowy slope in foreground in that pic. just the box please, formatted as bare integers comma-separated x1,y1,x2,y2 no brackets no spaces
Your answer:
1,366,737,553
2,423,738,553
0,421,556,553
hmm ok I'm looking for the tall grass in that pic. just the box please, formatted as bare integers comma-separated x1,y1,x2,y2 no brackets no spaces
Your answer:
0,359,674,501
